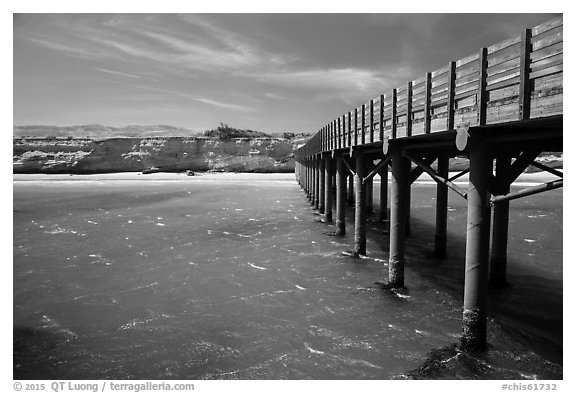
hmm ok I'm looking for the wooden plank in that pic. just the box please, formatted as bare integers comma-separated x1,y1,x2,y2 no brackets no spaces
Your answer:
431,84,449,97
529,64,562,79
487,102,520,124
431,64,449,77
530,24,562,43
533,72,562,92
486,76,519,92
454,89,477,102
487,36,521,54
431,98,449,109
431,103,448,114
456,52,479,67
531,31,563,52
519,29,531,121
530,93,562,118
456,72,480,87
455,80,479,96
456,62,480,79
487,68,520,86
432,76,449,89
396,103,408,113
530,53,563,73
455,94,477,109
412,75,426,86
487,45,520,68
488,84,519,101
411,96,426,107
531,16,562,36
431,92,449,104
530,42,562,62
487,57,520,77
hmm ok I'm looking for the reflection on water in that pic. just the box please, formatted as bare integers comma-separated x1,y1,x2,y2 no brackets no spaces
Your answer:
13,176,562,379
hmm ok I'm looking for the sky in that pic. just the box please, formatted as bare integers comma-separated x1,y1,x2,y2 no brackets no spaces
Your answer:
13,13,560,134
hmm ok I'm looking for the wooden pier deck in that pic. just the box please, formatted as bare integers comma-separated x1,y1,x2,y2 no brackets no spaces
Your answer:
294,16,563,350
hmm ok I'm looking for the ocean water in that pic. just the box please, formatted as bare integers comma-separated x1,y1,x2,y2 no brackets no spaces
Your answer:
13,174,562,379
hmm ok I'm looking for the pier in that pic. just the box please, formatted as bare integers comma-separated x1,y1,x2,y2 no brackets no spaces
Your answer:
294,16,563,351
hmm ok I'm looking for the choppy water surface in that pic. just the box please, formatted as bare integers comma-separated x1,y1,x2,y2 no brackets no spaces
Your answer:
13,174,562,379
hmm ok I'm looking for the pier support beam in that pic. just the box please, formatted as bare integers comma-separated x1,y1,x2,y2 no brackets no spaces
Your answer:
379,168,388,221
406,184,412,237
324,156,333,223
435,156,449,256
354,154,367,256
490,156,511,286
461,139,492,351
319,157,326,214
336,156,347,236
307,161,312,201
366,177,374,215
389,152,410,287
348,174,354,205
314,159,320,209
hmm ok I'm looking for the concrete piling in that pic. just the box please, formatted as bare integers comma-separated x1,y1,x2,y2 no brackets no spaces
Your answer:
366,177,374,215
319,156,326,214
379,168,388,221
324,156,333,223
354,154,367,256
336,156,347,236
435,156,449,256
490,156,511,286
389,152,410,287
461,139,492,351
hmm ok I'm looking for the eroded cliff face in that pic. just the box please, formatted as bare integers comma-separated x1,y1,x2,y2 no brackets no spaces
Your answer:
13,137,296,174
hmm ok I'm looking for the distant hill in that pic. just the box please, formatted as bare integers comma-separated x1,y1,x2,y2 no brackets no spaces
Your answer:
13,124,312,142
13,124,203,139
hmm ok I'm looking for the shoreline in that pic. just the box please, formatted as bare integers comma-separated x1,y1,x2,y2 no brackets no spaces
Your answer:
12,171,561,185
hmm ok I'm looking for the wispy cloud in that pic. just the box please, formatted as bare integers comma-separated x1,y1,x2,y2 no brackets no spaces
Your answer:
130,83,257,113
97,68,142,79
192,97,256,112
251,67,412,95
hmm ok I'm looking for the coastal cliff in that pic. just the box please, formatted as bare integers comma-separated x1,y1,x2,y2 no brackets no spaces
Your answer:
13,136,297,174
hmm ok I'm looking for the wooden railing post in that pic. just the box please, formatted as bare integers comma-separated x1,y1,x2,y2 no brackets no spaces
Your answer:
361,104,366,145
370,99,375,143
447,61,456,130
379,94,384,142
519,28,532,120
424,72,432,134
354,108,358,146
406,81,413,137
478,47,488,126
392,89,398,139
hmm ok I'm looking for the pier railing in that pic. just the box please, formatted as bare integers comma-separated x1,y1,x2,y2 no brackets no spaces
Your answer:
296,16,562,159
